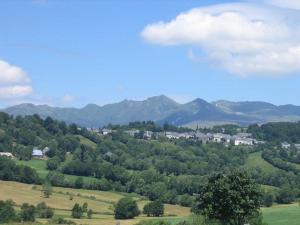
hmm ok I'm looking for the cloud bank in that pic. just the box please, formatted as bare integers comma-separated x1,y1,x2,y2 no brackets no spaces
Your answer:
0,60,33,99
141,2,300,77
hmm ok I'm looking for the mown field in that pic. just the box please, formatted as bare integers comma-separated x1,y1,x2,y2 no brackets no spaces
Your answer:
9,156,300,225
1,181,299,225
0,181,190,225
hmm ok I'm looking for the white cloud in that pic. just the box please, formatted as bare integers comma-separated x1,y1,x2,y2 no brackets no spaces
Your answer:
0,85,32,99
141,2,300,76
62,94,74,103
0,59,33,100
0,60,30,84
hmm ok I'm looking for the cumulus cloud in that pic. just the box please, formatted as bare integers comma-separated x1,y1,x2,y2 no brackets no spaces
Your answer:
141,2,300,76
62,94,74,103
0,85,32,99
0,60,30,84
0,59,33,99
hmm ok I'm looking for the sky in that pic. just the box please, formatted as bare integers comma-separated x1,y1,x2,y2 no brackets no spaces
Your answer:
1,0,300,108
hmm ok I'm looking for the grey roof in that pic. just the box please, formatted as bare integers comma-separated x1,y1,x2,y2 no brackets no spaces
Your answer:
32,149,43,156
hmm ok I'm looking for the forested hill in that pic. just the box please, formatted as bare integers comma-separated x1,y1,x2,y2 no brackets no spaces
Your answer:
0,112,300,207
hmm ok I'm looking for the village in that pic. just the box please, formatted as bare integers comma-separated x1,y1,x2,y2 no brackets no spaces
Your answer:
87,127,262,146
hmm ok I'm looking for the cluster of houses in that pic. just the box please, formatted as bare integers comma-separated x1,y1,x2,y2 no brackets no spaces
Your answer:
281,142,300,150
87,127,260,146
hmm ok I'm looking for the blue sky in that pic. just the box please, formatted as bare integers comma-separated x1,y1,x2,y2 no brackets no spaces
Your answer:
0,0,300,107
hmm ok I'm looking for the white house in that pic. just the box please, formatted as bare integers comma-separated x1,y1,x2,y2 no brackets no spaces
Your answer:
234,138,254,146
0,152,14,158
144,131,153,139
212,133,231,143
281,142,291,149
165,132,181,139
101,128,113,135
32,148,44,159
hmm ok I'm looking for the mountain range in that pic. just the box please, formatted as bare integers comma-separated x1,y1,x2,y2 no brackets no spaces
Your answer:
2,95,300,128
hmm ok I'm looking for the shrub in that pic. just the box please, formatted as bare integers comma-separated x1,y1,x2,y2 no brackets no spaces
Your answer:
20,203,35,222
143,201,164,217
71,203,83,219
114,197,140,219
0,200,17,223
36,202,54,218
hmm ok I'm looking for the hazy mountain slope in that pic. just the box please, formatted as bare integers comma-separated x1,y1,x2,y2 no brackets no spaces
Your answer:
213,100,300,122
160,98,259,126
3,95,181,127
3,96,300,127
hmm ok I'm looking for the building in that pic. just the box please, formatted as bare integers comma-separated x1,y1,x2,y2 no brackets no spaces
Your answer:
294,144,300,150
32,148,44,159
0,152,14,158
212,133,231,143
101,128,113,135
165,132,181,139
144,131,153,139
124,129,140,137
234,138,254,146
195,132,209,143
281,142,291,149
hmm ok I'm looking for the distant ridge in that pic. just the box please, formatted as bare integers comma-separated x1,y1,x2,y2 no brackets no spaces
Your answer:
3,95,300,128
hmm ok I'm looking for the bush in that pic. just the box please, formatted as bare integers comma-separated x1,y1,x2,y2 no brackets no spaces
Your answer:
87,209,93,219
263,192,274,207
36,202,54,218
75,177,84,189
52,217,76,224
71,203,83,219
114,197,140,219
46,157,60,170
20,203,35,222
0,200,17,223
276,187,296,204
135,221,171,225
42,182,53,198
143,201,164,217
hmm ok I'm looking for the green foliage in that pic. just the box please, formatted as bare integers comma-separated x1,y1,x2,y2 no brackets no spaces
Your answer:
82,202,88,213
114,197,140,219
52,217,76,225
20,203,35,222
0,200,17,223
0,157,40,184
193,170,262,225
276,187,296,204
75,177,84,189
87,209,93,219
35,202,54,218
143,200,164,217
42,182,53,198
46,156,61,170
248,122,300,143
71,203,83,219
262,192,274,207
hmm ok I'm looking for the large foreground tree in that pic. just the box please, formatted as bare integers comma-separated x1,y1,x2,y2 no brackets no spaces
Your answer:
193,170,262,225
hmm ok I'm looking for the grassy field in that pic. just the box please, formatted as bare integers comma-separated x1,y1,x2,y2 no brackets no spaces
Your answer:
1,181,299,225
75,135,97,149
245,152,280,173
15,159,98,184
0,181,190,225
262,203,300,225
